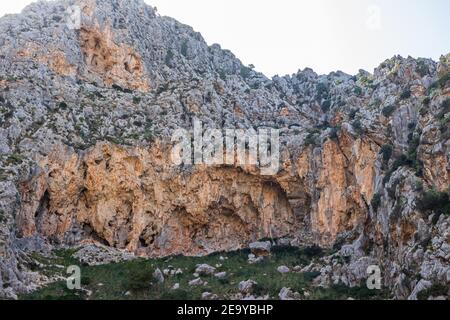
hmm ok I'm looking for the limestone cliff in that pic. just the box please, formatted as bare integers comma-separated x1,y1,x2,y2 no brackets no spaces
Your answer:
0,0,448,299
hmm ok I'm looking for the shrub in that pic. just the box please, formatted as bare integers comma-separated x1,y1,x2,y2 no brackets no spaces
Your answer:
390,201,403,223
316,83,329,99
218,70,227,80
349,109,358,120
439,116,449,135
127,270,154,291
240,66,252,79
408,122,417,131
303,271,321,282
329,127,339,140
371,193,382,212
417,284,448,300
165,49,174,66
382,105,395,117
304,134,317,147
400,89,411,100
352,119,363,135
160,289,191,300
380,144,393,165
436,99,450,135
416,60,429,77
383,154,411,185
6,154,24,165
304,129,320,147
414,180,424,192
438,72,450,88
302,245,324,258
112,84,132,94
321,99,331,112
407,135,423,176
272,245,303,257
353,86,363,96
132,96,141,105
387,178,400,199
440,98,450,116
393,154,412,168
416,189,450,217
429,71,450,92
180,41,188,57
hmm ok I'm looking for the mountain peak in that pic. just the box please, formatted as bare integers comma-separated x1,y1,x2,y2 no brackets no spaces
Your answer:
0,0,448,301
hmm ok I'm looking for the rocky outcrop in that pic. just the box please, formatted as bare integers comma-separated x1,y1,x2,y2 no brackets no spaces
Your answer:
0,0,448,299
294,132,380,246
79,25,150,91
16,142,302,257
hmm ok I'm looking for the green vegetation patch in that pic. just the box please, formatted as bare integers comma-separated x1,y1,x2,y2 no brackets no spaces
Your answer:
21,245,388,301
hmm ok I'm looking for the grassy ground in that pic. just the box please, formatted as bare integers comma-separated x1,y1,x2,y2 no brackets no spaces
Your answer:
21,246,389,300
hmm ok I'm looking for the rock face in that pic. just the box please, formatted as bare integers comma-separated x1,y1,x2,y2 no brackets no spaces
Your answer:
238,280,257,294
79,24,150,92
0,0,449,299
72,244,135,266
249,241,272,256
16,142,301,258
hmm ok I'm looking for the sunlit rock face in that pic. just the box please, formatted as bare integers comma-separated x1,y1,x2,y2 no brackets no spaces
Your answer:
17,142,302,257
79,25,150,92
0,0,448,299
15,132,382,255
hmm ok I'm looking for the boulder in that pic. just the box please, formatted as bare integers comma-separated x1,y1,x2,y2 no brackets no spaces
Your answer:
214,272,227,279
277,266,290,274
202,292,219,300
249,241,272,256
238,280,258,294
248,254,264,264
189,278,205,286
279,287,301,300
195,264,216,276
153,268,165,284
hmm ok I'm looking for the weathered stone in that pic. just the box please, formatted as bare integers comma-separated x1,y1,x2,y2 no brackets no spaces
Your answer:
249,241,272,256
202,292,219,300
195,264,216,276
153,268,165,284
248,254,264,264
277,266,290,274
214,272,227,279
408,280,432,300
0,0,448,301
279,287,301,300
188,278,204,286
238,280,257,294
72,244,135,266
171,283,180,290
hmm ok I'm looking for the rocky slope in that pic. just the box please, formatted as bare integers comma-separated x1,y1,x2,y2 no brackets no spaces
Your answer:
0,0,448,299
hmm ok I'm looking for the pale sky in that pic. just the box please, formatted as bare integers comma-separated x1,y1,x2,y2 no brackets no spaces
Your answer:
1,0,449,76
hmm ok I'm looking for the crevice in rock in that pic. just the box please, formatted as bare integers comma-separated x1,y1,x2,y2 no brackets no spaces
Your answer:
82,223,110,246
16,143,305,258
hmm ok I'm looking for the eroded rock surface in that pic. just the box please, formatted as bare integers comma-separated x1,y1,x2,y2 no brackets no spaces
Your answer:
0,0,448,299
17,142,302,257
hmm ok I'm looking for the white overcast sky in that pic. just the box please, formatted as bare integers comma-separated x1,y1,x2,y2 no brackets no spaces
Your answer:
1,0,449,76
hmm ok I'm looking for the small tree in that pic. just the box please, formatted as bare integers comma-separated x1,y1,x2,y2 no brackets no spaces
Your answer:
380,144,393,166
371,193,382,212
382,105,395,117
400,89,412,100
